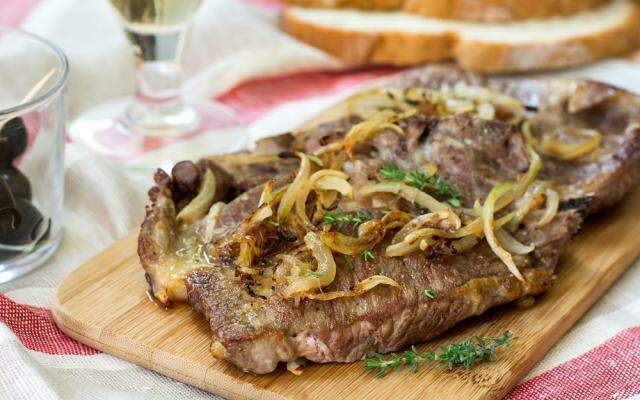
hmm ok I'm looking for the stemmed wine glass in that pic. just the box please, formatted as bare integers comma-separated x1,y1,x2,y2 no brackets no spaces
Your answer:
69,0,238,159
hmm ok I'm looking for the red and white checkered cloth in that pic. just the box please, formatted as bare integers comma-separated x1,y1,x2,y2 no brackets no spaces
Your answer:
1,1,639,399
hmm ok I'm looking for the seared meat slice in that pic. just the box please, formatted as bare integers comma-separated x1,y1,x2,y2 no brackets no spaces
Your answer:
186,211,579,374
423,114,530,205
140,65,640,374
490,78,640,214
139,160,233,305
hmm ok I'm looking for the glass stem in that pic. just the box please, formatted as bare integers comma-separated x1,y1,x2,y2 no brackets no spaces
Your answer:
128,27,183,104
118,26,199,136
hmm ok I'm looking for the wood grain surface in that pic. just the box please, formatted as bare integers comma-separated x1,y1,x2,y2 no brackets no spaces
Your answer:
53,186,640,400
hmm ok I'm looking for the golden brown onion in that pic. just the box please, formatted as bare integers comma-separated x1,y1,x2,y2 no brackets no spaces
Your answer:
537,186,559,228
496,229,534,255
342,109,414,157
305,275,399,301
540,129,601,160
360,182,456,223
320,220,385,255
483,183,525,282
278,153,310,223
283,232,336,298
176,169,217,224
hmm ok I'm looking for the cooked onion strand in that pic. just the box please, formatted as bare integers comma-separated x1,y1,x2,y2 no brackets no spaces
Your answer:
483,183,525,282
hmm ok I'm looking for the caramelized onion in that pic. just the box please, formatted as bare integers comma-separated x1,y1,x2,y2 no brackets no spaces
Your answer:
496,229,534,255
523,122,601,161
320,220,385,255
381,210,412,229
540,129,601,160
222,154,281,165
296,169,352,230
392,210,461,244
451,236,478,253
314,175,353,197
259,180,275,206
283,232,336,298
345,88,414,117
483,183,525,282
342,109,414,157
278,153,310,223
176,169,217,223
305,275,399,301
496,146,541,211
537,186,559,228
404,212,514,245
250,204,273,224
360,182,456,221
316,190,338,209
385,241,420,257
508,181,547,231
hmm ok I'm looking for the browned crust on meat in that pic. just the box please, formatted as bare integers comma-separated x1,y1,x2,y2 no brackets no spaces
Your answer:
579,123,640,213
186,257,561,373
185,207,581,374
281,4,640,72
138,170,177,305
138,161,235,306
284,0,610,21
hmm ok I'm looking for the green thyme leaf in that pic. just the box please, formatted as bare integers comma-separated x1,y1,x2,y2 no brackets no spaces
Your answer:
378,166,462,208
379,166,405,181
346,258,355,271
324,209,374,229
362,249,375,262
363,331,515,377
427,175,461,199
405,170,427,190
424,290,435,299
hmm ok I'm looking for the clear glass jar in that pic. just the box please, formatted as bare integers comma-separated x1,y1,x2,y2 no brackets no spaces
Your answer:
0,27,68,283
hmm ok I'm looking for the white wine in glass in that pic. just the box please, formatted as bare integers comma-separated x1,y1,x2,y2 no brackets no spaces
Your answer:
110,0,203,31
69,0,238,158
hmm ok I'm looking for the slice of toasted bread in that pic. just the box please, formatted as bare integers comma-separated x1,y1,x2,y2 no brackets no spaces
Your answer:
284,0,611,22
282,0,640,72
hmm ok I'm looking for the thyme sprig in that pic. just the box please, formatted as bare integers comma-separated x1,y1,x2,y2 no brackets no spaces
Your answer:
426,175,461,200
363,331,514,377
379,165,406,181
406,170,427,190
378,166,462,207
346,258,355,271
323,209,374,228
362,249,375,262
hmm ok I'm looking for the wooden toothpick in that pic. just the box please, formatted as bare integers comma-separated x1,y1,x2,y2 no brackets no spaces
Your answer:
0,68,58,129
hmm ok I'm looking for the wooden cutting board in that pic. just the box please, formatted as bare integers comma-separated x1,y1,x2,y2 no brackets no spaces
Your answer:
53,187,640,400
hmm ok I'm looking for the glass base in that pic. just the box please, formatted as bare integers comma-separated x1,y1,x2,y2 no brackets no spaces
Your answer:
120,97,202,138
0,230,62,284
69,97,239,160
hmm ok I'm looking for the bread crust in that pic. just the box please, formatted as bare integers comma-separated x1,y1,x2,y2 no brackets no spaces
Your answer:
284,0,611,21
281,3,640,72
